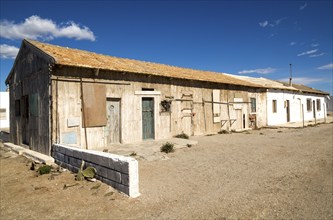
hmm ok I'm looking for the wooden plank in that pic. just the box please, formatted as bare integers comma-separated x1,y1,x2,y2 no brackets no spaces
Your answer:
82,83,107,127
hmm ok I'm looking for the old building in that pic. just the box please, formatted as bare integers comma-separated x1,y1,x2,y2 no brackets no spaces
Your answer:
6,39,268,155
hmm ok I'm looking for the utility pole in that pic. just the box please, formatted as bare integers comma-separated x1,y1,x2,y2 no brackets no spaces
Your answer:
289,63,293,86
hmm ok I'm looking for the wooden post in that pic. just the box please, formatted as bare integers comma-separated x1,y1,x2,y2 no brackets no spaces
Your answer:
80,79,88,150
203,98,207,132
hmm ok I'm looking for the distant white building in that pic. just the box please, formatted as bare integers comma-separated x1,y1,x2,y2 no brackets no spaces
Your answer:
226,75,329,126
0,91,10,130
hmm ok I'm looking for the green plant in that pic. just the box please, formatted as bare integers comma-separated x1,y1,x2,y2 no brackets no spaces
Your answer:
37,165,52,175
130,152,137,157
161,142,175,153
174,132,189,139
76,160,97,181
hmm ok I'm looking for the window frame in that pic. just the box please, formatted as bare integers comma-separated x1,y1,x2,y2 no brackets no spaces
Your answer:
272,100,277,113
306,98,312,111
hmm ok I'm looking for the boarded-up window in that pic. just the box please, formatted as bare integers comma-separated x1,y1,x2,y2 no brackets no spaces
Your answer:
306,98,312,111
316,99,321,111
212,90,220,123
272,100,277,113
29,93,38,116
0,108,6,120
82,83,107,127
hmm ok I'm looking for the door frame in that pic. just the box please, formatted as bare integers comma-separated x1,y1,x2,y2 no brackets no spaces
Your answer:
106,97,122,144
312,100,316,118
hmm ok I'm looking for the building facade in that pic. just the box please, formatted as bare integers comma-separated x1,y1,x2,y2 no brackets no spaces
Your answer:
6,39,267,155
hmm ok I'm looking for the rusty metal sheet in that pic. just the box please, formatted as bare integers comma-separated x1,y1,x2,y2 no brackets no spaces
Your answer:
82,83,106,127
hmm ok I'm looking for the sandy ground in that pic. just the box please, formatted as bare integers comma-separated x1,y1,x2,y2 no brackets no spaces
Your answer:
1,123,332,219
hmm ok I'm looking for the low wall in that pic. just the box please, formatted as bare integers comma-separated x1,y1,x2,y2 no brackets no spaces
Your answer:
52,144,139,197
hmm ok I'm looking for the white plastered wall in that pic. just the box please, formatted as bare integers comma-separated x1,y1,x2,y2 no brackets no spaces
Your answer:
266,90,327,126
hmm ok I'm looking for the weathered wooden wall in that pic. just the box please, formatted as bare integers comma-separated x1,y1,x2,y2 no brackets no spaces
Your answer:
7,42,51,154
52,66,266,150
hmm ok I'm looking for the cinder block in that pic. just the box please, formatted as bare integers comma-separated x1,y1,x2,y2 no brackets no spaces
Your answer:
116,183,130,195
58,146,66,155
55,152,65,162
94,165,108,178
81,151,91,162
88,153,103,164
114,161,129,174
107,170,121,183
64,155,70,164
102,178,118,189
73,149,82,160
98,156,111,168
64,148,74,157
121,174,129,186
69,157,81,168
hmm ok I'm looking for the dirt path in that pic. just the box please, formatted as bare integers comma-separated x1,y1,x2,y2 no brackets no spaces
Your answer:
1,123,332,219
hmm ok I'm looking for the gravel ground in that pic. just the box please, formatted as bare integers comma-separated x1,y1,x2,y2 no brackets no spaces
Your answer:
1,123,332,219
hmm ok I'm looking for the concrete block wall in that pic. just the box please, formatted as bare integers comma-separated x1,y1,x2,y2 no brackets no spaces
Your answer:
52,144,139,197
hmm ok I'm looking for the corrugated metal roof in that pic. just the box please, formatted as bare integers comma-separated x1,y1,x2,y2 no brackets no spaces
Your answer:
25,39,262,88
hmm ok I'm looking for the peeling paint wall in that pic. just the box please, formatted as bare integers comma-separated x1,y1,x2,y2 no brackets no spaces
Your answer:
51,66,266,150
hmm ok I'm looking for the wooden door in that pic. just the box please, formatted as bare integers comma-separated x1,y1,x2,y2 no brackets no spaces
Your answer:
286,100,290,122
105,98,120,144
142,98,154,140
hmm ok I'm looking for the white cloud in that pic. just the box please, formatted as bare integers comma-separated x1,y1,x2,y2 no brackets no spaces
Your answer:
238,67,276,74
317,63,333,70
297,49,318,56
300,3,307,10
309,53,325,58
0,15,95,41
0,44,19,59
275,17,287,25
311,43,319,47
290,41,296,46
279,77,324,85
259,21,268,27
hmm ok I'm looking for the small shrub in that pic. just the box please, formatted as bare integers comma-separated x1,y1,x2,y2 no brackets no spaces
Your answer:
187,144,192,148
218,130,230,134
161,142,175,153
37,165,52,175
174,132,189,139
130,152,137,157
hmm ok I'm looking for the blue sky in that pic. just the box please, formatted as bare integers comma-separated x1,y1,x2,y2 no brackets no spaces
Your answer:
0,1,332,94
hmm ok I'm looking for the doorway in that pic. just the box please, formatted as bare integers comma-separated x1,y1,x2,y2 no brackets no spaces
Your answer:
286,100,290,122
142,98,155,140
105,98,121,144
